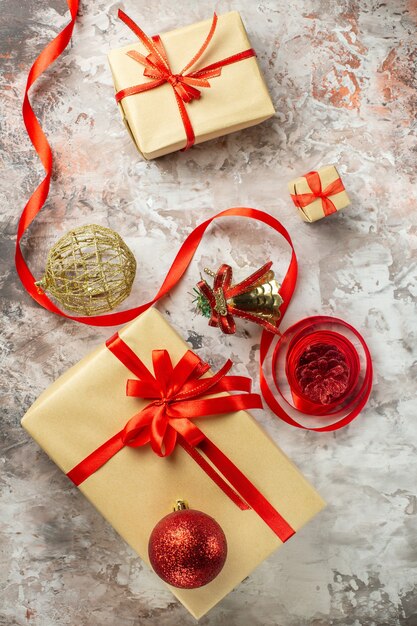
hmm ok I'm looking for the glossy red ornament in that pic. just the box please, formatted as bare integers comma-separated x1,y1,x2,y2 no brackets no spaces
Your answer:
148,504,227,589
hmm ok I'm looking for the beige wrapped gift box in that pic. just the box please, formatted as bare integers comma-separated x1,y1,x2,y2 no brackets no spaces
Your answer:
288,165,351,223
108,11,275,159
22,308,325,619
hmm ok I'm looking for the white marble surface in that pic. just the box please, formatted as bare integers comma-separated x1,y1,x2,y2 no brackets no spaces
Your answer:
1,0,416,624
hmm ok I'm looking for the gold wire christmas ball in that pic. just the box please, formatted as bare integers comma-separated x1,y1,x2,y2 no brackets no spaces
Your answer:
36,224,137,316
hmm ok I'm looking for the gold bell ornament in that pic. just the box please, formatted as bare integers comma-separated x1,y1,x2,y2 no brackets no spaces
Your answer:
193,261,283,334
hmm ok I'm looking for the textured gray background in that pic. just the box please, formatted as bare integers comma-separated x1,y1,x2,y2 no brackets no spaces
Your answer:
1,0,416,624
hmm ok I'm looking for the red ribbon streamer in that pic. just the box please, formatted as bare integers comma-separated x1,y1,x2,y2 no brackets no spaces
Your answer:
116,10,256,150
197,262,281,335
16,0,79,314
67,333,295,542
291,171,345,216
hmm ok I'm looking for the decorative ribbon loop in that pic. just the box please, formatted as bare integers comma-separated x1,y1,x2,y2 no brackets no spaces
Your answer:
115,10,256,150
291,171,345,216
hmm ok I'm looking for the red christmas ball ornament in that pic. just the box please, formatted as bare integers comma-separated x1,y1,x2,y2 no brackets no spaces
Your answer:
148,501,227,589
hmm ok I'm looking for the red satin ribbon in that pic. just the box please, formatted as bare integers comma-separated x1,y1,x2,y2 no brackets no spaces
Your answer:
67,332,295,542
115,10,256,150
197,262,280,335
16,0,79,312
291,171,345,216
259,317,373,431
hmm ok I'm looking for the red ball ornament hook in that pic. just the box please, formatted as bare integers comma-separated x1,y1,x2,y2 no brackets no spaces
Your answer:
148,500,227,589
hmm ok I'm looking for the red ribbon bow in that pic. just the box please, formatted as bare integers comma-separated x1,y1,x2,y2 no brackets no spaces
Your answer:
291,170,345,217
67,333,295,542
111,336,261,457
197,262,281,335
115,10,256,150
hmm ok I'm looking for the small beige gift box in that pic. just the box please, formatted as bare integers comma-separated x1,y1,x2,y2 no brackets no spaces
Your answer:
108,11,275,159
21,308,325,618
288,165,351,223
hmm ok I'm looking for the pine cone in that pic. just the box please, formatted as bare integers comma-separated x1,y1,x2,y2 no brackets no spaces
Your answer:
295,343,350,405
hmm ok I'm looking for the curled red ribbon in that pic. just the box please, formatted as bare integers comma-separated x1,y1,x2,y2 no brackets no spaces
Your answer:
116,10,256,150
67,333,295,542
197,262,281,335
16,0,79,311
291,170,345,216
260,317,373,431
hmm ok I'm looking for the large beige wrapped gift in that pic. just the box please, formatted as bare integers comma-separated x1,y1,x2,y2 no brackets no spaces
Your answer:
108,11,275,159
22,308,325,618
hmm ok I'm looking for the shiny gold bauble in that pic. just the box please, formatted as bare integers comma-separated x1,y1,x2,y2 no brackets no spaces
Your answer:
35,224,136,315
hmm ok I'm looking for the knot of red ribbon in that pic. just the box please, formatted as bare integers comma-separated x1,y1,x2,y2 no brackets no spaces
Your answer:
115,10,256,150
197,262,281,335
291,170,345,217
124,40,219,106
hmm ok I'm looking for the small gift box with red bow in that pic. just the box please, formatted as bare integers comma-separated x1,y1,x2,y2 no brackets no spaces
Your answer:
288,165,351,223
21,308,324,619
107,11,275,159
